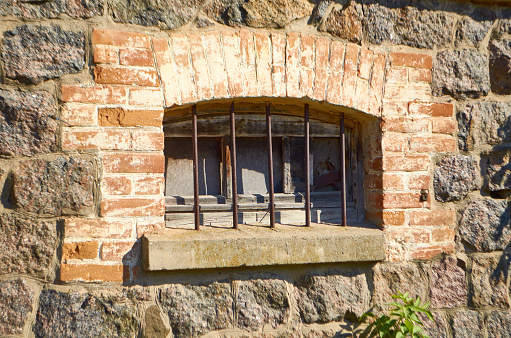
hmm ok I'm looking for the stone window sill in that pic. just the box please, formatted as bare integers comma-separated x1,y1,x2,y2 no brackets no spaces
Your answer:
142,223,384,271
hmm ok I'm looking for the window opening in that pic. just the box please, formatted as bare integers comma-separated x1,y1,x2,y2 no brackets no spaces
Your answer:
164,102,360,230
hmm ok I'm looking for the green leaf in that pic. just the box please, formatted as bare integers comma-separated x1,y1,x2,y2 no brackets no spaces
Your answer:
413,325,423,334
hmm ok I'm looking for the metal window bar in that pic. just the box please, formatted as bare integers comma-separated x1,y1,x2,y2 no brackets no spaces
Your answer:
189,103,348,230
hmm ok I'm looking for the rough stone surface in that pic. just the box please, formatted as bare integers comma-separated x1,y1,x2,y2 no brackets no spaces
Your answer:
452,310,484,338
310,0,332,24
457,102,511,151
320,2,363,43
432,49,490,99
236,279,290,331
430,257,467,308
33,289,139,337
2,25,85,84
362,4,455,49
459,199,511,252
372,263,427,309
159,283,234,337
204,0,314,28
487,311,511,338
455,8,495,47
421,312,448,338
483,149,511,192
0,0,102,18
144,306,170,338
499,8,511,35
434,155,479,202
0,89,58,157
0,279,34,336
470,255,509,308
294,272,370,324
0,213,57,275
489,39,511,95
12,157,94,216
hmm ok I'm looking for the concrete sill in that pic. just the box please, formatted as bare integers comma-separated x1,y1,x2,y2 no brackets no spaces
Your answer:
142,223,385,271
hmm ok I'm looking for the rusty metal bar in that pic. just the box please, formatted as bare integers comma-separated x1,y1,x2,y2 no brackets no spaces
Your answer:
192,105,200,230
304,104,311,227
266,102,275,228
340,113,347,227
230,102,238,229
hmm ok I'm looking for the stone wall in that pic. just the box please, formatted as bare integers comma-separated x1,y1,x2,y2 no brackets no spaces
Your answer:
0,0,510,336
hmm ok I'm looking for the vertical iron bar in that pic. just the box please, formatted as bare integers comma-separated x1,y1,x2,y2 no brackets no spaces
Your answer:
192,105,200,230
230,102,238,229
266,102,275,228
304,104,311,227
340,113,347,227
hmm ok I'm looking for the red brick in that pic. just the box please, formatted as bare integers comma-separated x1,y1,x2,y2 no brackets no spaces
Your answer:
409,68,432,83
65,218,134,239
342,44,359,107
382,154,429,171
408,102,453,117
354,78,370,112
94,45,118,64
271,33,286,65
382,117,429,133
382,101,407,117
369,157,383,171
61,85,127,104
409,135,456,152
330,40,345,69
409,210,455,226
101,241,137,261
366,192,383,209
300,68,315,98
204,32,229,98
286,32,301,98
368,52,386,116
152,38,169,53
62,241,99,260
390,52,433,69
272,64,286,97
129,88,164,106
60,263,124,282
382,133,409,152
222,31,244,97
254,32,272,97
313,68,328,101
133,175,164,195
102,176,132,195
315,36,330,70
382,173,406,190
384,84,430,101
442,243,455,254
92,29,150,49
358,49,373,80
94,66,159,87
132,130,164,150
102,153,165,173
62,129,131,150
432,227,455,242
326,70,343,105
386,67,408,84
383,192,428,208
410,245,442,260
61,103,96,126
189,34,213,101
100,197,164,217
136,219,165,238
300,34,315,69
432,117,455,134
407,173,430,190
383,210,406,226
98,107,163,127
119,48,154,67
364,173,383,189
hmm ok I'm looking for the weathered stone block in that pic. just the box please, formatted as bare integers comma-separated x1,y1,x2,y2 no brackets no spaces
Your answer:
144,306,170,338
362,4,454,49
372,263,427,307
0,0,102,18
430,257,467,308
2,25,85,84
470,255,509,308
489,39,511,95
110,0,204,30
294,272,370,323
159,283,234,337
236,279,290,331
0,279,34,336
204,0,314,28
320,2,363,43
457,102,511,151
455,8,495,47
482,149,511,192
33,289,139,337
0,90,58,157
432,49,489,99
0,213,57,275
434,155,479,202
488,311,511,338
12,157,94,216
452,310,484,338
422,312,448,338
460,199,511,252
